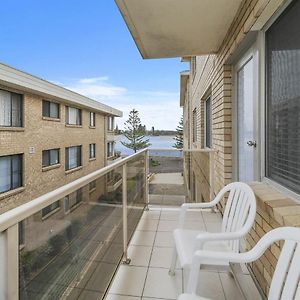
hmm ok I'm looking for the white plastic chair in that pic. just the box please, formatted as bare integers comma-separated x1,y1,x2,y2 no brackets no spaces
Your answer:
178,227,300,300
169,182,256,291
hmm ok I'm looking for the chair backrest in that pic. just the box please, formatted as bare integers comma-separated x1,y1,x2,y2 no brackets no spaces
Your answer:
268,229,300,300
219,182,256,252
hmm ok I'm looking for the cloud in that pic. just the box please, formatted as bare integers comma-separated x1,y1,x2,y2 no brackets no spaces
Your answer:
78,76,109,84
59,76,182,130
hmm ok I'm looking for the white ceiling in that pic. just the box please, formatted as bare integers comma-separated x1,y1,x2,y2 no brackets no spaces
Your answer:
115,0,243,59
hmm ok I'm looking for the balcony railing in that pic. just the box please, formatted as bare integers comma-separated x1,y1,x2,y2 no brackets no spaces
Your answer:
0,147,216,300
0,149,148,300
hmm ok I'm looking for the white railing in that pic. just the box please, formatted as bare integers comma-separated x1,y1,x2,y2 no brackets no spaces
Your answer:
0,147,215,300
0,149,149,300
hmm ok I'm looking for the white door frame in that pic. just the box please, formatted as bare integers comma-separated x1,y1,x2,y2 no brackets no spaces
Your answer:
232,44,260,182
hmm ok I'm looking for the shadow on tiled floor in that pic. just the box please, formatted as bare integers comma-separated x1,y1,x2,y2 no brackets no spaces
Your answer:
106,207,263,300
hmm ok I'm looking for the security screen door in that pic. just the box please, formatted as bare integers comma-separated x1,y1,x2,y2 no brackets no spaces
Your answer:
236,52,257,182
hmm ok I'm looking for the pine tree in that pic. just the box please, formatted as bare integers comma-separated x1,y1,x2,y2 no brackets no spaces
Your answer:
173,116,184,149
122,109,151,153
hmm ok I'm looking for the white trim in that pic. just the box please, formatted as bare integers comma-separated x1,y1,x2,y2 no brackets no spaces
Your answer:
260,0,300,203
0,63,122,117
232,45,260,182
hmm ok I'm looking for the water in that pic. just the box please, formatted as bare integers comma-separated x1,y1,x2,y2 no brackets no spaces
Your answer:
115,135,180,156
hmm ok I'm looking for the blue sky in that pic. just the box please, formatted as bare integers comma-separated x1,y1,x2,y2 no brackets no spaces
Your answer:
0,0,187,130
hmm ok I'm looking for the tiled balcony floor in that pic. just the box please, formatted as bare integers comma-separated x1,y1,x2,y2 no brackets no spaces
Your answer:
106,206,262,300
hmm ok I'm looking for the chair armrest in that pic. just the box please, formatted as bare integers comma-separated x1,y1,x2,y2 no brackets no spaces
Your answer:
195,230,244,248
194,227,297,265
179,189,227,227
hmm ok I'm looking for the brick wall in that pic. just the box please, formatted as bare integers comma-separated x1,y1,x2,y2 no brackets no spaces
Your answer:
182,0,299,297
0,84,107,213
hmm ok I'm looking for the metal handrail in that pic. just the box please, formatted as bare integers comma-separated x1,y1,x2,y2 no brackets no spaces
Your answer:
0,148,147,233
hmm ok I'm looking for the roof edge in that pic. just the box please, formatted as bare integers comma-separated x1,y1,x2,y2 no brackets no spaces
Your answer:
0,62,123,117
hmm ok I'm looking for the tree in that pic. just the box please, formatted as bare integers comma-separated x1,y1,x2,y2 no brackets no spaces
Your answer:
122,109,151,153
173,116,183,149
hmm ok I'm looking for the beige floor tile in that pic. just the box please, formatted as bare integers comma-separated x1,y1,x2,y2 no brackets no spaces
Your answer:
141,210,161,220
136,219,159,231
219,273,244,300
154,231,175,247
143,268,182,299
106,294,140,300
150,247,180,269
183,269,225,300
130,230,156,247
109,265,147,297
128,245,152,267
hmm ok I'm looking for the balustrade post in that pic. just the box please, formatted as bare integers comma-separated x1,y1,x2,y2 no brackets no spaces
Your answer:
0,224,19,300
144,149,150,210
122,163,131,264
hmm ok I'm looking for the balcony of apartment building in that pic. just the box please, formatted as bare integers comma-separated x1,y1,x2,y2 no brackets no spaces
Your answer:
2,0,300,299
0,148,263,300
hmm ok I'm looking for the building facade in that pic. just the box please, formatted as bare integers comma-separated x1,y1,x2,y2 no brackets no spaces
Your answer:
180,0,300,296
116,0,300,296
0,63,122,214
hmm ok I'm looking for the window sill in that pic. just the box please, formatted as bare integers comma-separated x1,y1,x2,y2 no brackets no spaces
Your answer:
65,166,83,174
89,187,96,194
65,124,82,128
42,164,61,172
89,157,96,162
0,127,25,132
89,126,96,129
249,182,300,227
41,207,61,220
70,201,83,212
42,117,60,122
0,187,25,200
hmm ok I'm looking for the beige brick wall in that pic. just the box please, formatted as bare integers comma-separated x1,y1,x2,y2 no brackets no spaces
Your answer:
183,0,300,297
0,84,107,213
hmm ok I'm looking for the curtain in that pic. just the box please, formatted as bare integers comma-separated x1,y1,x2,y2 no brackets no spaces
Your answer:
0,157,11,192
0,90,11,126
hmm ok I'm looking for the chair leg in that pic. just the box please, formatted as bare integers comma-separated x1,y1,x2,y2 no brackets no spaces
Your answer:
168,247,177,276
186,261,201,294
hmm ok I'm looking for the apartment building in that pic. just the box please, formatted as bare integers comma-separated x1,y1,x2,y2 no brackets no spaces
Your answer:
0,63,122,216
116,0,300,297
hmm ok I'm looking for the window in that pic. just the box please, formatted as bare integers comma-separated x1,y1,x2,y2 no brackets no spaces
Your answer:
64,189,82,212
65,146,82,170
42,149,60,168
42,201,60,217
66,107,81,125
0,89,22,127
89,143,96,159
89,180,96,191
107,116,114,131
42,100,59,119
107,142,114,157
192,109,197,143
0,154,23,193
90,112,96,127
205,96,212,148
266,0,300,195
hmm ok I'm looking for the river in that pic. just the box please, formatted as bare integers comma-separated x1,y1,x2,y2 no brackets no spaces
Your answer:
115,135,177,156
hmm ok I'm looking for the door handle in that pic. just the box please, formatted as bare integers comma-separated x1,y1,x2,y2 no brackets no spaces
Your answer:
247,140,257,147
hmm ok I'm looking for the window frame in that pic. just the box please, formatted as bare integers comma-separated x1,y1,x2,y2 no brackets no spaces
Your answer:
204,96,212,148
89,143,96,159
42,148,60,168
42,100,60,119
0,89,23,128
107,116,114,131
90,112,96,127
42,200,60,218
66,106,82,126
107,142,114,157
192,108,197,143
0,154,23,194
258,0,300,202
65,146,82,171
